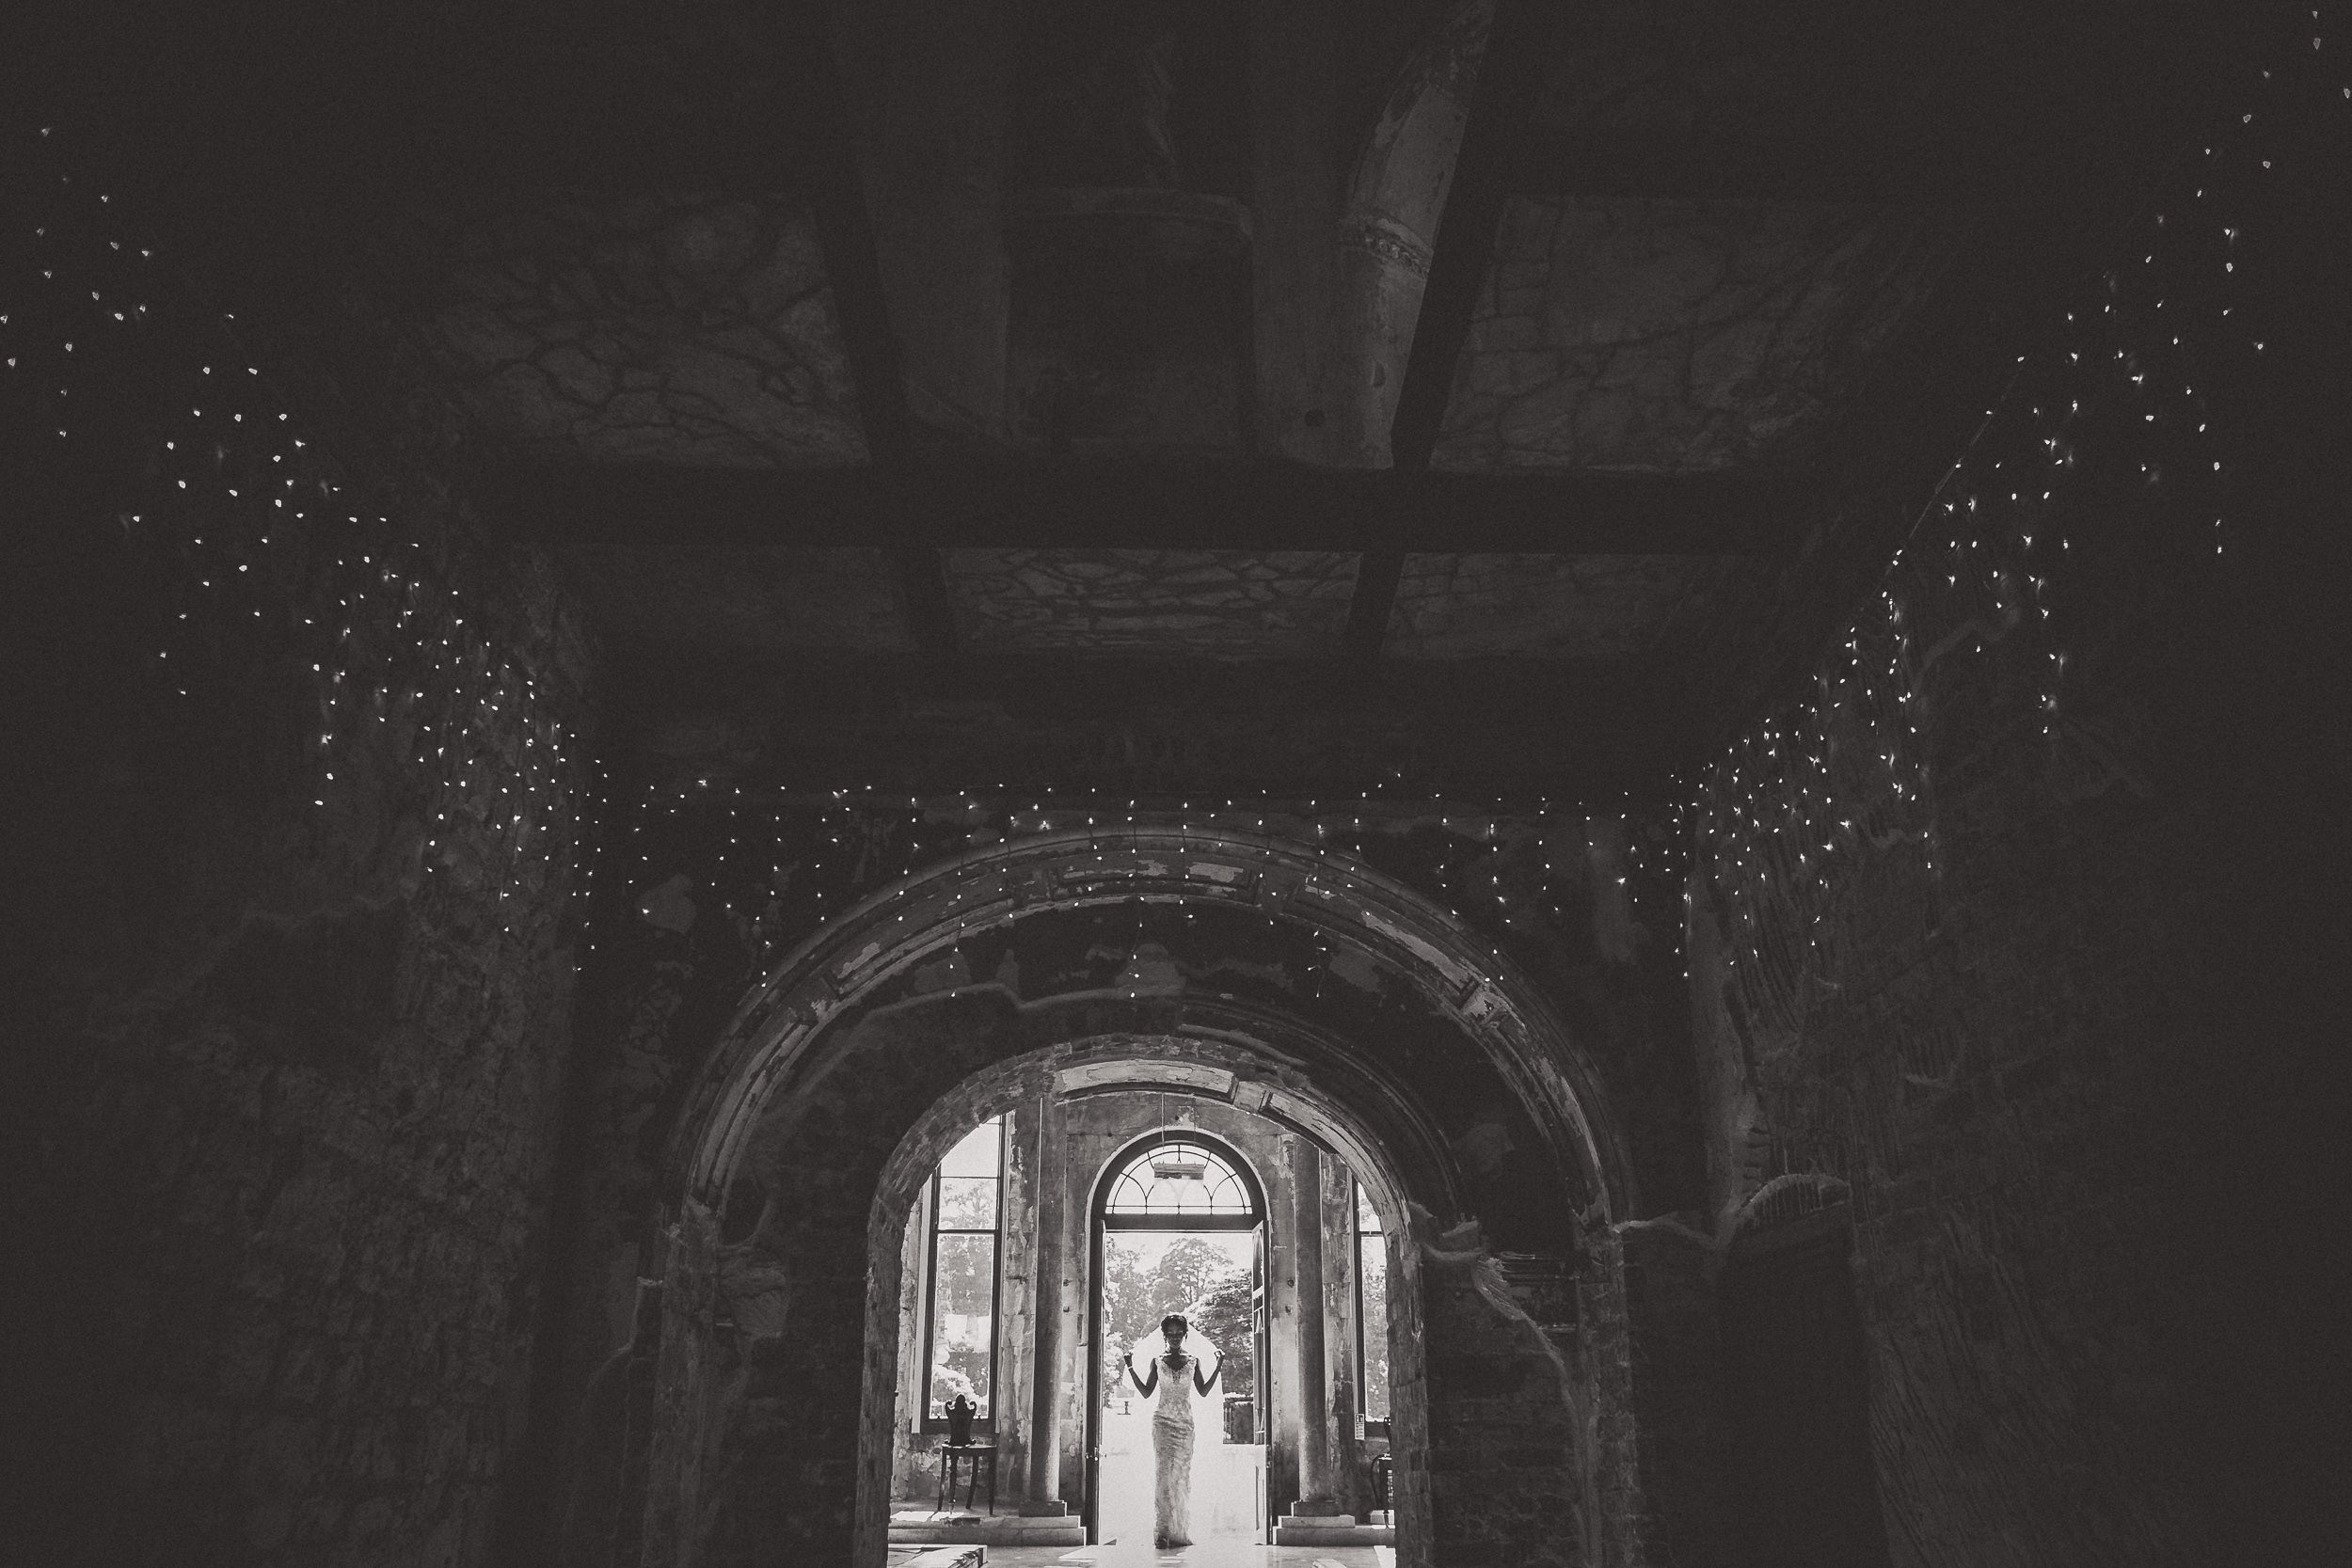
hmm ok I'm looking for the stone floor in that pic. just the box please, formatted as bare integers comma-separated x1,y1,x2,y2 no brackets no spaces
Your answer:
960,1545,1385,1568
888,1405,1389,1568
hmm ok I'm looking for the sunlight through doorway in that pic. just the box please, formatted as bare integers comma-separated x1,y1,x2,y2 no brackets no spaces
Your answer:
1089,1135,1267,1549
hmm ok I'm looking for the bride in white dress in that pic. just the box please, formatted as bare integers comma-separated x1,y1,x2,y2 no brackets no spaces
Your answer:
1123,1313,1222,1549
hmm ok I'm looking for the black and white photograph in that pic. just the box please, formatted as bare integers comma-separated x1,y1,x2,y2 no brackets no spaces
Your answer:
7,3,2344,1566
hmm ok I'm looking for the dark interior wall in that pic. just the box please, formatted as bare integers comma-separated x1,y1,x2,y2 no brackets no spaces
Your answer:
1610,1222,1738,1568
5,124,600,1560
1419,1243,1590,1568
1717,1206,1889,1568
9,445,596,1566
1683,252,2347,1563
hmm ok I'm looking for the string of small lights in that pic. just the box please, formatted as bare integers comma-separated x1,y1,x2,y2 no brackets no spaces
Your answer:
581,778,1690,997
11,15,2329,996
575,24,2326,990
6,127,596,959
1685,15,2332,1043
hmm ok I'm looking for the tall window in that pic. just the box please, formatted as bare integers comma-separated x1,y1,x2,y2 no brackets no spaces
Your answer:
924,1117,1004,1428
1354,1180,1391,1433
1104,1139,1255,1219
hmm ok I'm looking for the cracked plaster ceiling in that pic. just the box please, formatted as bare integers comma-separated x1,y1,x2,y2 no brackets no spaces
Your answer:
1434,198,1956,473
406,195,866,468
380,3,1980,664
31,0,2216,784
402,189,1914,661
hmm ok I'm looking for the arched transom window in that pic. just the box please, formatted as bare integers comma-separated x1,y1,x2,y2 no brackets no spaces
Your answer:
1104,1138,1256,1221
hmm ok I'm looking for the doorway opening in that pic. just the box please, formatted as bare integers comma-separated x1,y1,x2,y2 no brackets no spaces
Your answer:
1088,1129,1267,1548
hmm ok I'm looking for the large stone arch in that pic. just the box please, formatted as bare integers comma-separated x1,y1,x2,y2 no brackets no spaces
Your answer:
667,827,1635,1223
637,829,1635,1567
857,1033,1440,1568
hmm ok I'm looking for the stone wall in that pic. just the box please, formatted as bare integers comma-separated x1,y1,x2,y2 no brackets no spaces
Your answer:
1613,1222,1737,1568
1683,360,2342,1562
13,439,596,1566
1420,1246,1585,1568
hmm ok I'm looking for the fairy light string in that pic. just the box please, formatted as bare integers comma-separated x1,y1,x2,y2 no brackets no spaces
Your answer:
11,15,2329,994
567,14,2324,994
575,777,1696,1009
1685,16,2326,1050
8,128,595,964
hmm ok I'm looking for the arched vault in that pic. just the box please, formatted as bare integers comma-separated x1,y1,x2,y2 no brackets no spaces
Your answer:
664,827,1636,1227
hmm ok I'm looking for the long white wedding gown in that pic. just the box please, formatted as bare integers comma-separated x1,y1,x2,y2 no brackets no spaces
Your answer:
1150,1354,1198,1547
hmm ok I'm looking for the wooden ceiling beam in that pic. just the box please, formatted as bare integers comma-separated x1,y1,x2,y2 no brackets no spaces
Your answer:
1345,0,1558,660
469,455,1809,557
769,0,960,660
603,641,1688,799
1499,124,1972,205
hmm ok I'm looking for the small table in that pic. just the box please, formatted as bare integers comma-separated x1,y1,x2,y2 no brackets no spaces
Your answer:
936,1443,997,1515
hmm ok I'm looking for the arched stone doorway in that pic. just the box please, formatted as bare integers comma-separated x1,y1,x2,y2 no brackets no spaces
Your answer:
1085,1123,1271,1547
874,1045,1430,1556
632,829,1635,1567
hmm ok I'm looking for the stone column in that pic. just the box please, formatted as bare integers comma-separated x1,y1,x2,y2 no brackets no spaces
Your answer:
1290,1140,1342,1516
1248,0,1343,462
825,0,1016,441
1022,1092,1068,1513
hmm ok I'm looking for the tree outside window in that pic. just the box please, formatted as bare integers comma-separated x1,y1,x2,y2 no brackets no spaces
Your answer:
925,1117,1004,1427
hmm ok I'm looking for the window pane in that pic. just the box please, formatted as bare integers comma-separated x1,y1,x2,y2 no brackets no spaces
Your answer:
940,1118,1002,1180
1359,1231,1391,1420
1104,1140,1255,1216
930,1231,996,1418
1357,1181,1381,1235
938,1175,999,1228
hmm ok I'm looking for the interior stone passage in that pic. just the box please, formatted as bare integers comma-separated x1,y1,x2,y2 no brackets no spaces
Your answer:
9,6,2343,1568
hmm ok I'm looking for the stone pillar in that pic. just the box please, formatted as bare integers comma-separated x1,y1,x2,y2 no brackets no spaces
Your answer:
1023,1092,1068,1513
1290,1140,1343,1517
1248,0,1343,462
825,0,1016,441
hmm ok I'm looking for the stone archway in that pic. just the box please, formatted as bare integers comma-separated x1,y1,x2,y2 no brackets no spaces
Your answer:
864,1037,1438,1562
670,828,1633,1222
636,829,1635,1567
